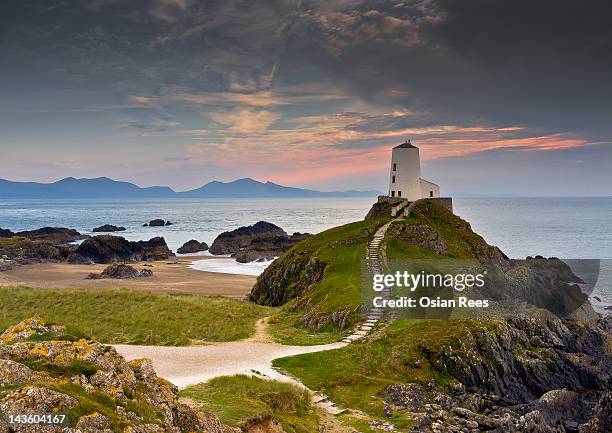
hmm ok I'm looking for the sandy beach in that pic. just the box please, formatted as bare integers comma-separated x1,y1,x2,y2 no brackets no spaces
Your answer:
0,256,256,298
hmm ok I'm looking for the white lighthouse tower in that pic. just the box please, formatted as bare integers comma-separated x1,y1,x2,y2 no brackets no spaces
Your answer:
388,140,440,201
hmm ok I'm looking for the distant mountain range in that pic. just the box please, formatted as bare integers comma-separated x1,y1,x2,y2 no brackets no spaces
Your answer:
0,177,380,199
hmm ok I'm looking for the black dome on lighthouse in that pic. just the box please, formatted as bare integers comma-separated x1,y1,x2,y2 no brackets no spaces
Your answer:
394,140,418,149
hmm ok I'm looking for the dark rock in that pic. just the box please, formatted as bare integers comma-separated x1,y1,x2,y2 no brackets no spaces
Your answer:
0,236,74,265
210,221,287,255
250,255,326,306
93,224,126,232
438,315,612,406
365,196,405,219
583,392,611,433
177,239,209,254
69,235,174,264
0,228,14,238
86,263,153,279
233,232,310,263
147,219,165,227
165,220,173,226
15,227,86,243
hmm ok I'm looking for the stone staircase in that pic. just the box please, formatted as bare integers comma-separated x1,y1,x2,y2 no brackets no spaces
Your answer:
341,219,395,343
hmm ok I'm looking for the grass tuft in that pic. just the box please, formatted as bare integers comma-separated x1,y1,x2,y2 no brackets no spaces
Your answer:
181,375,319,433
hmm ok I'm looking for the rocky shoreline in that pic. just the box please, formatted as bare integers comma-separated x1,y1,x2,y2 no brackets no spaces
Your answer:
0,220,304,270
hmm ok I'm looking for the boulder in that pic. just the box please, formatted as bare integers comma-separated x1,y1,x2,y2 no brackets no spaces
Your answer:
93,224,126,232
69,235,174,264
147,219,166,227
15,227,87,243
0,228,14,238
209,221,288,256
86,263,153,279
177,239,209,254
233,232,310,263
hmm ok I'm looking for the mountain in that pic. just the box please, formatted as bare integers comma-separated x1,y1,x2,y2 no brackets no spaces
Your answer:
0,177,380,199
180,178,379,198
0,177,175,199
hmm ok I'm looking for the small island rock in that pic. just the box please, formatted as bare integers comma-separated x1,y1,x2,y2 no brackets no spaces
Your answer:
177,240,209,254
92,224,126,232
147,219,166,227
0,228,15,238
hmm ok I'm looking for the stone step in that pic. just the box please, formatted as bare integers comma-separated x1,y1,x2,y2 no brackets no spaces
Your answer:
313,394,328,403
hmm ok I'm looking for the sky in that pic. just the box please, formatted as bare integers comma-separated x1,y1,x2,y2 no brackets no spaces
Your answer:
1,0,611,195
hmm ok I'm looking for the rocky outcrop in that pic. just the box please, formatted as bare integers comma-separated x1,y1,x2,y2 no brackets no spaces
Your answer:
86,263,153,279
0,227,14,237
210,222,287,256
365,197,405,219
0,236,75,266
0,318,238,433
210,222,309,263
143,219,172,227
15,227,87,243
177,240,209,254
93,224,126,232
69,236,174,264
233,233,310,263
388,223,449,255
381,315,612,433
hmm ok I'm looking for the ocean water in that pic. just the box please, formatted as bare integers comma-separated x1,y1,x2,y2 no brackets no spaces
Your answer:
1,197,611,258
1,197,610,312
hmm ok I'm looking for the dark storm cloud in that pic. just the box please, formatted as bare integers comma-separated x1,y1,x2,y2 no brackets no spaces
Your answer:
295,0,612,137
1,0,611,192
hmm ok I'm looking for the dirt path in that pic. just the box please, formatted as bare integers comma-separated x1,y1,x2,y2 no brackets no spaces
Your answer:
114,318,346,389
0,256,255,297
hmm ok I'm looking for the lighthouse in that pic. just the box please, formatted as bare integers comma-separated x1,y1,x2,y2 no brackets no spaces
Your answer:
388,140,440,201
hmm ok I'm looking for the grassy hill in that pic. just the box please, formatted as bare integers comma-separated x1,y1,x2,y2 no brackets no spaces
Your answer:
249,216,390,345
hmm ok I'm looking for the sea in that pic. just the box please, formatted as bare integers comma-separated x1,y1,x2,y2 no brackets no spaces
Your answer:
1,197,611,313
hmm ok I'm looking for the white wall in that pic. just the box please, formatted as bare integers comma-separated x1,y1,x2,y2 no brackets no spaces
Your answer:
420,179,440,198
388,147,422,200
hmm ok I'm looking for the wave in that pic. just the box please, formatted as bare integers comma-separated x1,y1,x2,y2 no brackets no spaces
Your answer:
188,257,273,276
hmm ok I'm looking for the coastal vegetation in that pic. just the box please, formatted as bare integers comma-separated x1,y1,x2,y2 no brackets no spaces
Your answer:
273,319,476,421
251,216,390,345
181,375,320,433
0,287,271,345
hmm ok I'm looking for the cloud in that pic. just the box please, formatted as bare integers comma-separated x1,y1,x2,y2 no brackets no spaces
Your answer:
209,109,280,133
125,95,158,108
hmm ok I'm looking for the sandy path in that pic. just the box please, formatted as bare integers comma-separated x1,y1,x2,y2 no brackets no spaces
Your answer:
0,256,255,298
115,319,347,389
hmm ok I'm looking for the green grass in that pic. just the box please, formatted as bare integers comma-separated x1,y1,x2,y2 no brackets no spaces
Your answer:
0,236,29,247
273,319,494,419
267,311,346,345
388,200,501,260
181,375,320,433
0,287,272,346
258,217,389,344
